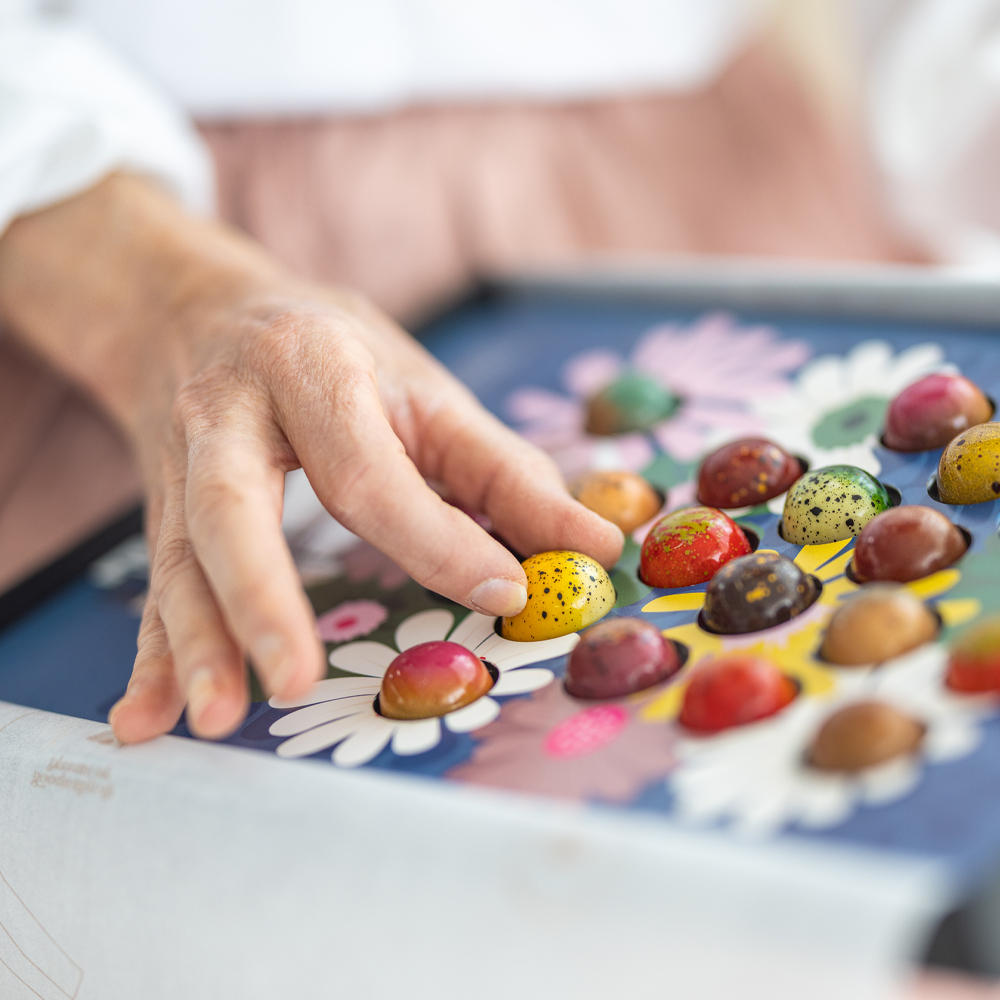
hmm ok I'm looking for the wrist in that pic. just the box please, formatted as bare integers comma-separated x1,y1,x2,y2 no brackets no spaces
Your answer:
0,173,292,435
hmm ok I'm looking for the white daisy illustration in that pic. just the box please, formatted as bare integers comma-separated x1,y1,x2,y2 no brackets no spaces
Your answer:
752,340,951,493
668,643,996,837
268,608,577,767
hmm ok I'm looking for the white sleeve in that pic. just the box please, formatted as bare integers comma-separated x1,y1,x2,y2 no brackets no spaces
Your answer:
0,14,214,237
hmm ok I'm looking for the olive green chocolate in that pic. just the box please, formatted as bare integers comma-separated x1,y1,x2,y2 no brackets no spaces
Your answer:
585,372,679,436
782,465,889,545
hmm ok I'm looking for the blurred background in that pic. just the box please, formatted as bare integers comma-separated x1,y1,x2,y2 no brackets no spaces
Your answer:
5,0,1000,627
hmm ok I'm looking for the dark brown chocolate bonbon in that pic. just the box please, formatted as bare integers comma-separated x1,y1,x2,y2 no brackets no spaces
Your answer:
701,551,819,635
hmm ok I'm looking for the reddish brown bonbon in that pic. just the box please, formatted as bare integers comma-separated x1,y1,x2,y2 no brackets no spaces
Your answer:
697,438,801,509
565,618,679,699
852,506,966,583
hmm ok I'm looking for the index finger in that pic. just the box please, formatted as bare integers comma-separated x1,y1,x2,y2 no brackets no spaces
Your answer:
415,395,626,567
279,352,530,618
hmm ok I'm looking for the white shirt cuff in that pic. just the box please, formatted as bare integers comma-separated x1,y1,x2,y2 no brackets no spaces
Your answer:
0,18,214,236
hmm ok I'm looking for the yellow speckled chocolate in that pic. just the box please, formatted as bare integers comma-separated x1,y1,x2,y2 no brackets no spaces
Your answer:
937,423,1000,504
502,551,616,641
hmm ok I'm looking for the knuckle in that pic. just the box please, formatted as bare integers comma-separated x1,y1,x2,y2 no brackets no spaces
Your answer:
322,446,403,523
136,617,171,660
247,310,377,396
170,366,235,442
187,474,246,529
171,368,218,424
243,312,308,384
150,535,195,603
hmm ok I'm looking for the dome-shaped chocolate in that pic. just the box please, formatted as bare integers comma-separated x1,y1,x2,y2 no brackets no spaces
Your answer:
702,551,819,635
697,438,801,509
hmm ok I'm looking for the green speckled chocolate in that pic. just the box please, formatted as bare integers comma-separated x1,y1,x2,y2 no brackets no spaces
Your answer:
781,465,890,546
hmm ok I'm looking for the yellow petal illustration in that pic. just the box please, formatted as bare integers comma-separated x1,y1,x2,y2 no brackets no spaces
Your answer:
642,592,706,613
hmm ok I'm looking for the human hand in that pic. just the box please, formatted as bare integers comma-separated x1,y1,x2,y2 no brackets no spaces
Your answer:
0,175,624,742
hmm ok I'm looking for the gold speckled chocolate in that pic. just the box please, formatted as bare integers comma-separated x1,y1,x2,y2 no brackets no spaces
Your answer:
937,422,1000,504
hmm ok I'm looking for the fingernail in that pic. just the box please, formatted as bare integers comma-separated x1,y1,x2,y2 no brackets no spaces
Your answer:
252,633,297,697
186,668,217,728
469,579,527,617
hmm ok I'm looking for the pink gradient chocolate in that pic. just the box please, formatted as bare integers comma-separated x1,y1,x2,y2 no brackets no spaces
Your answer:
883,374,993,452
380,641,493,720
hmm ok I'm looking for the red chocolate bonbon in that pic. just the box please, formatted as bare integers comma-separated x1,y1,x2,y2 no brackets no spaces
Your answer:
697,438,802,509
883,374,993,452
565,617,679,699
852,506,967,583
679,654,796,733
640,506,751,589
946,617,1000,693
380,641,493,720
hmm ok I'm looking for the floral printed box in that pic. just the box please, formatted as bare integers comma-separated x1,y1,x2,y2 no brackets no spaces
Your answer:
215,294,1000,901
7,283,1000,988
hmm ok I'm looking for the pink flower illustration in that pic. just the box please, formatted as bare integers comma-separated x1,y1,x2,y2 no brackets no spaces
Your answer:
506,313,809,482
316,599,389,643
543,704,629,757
448,681,678,803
